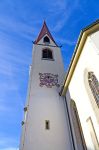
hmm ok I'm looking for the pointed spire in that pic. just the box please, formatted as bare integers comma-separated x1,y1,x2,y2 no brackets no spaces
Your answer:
34,21,57,46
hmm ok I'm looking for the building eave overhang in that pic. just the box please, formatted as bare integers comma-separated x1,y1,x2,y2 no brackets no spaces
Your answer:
61,19,99,96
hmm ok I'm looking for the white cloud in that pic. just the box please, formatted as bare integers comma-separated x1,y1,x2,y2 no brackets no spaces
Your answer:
0,147,19,150
0,104,11,112
48,0,67,13
0,16,33,41
0,61,13,76
0,136,19,149
50,0,80,32
56,37,76,46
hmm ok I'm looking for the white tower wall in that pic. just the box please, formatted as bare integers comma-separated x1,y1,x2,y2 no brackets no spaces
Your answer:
20,24,73,150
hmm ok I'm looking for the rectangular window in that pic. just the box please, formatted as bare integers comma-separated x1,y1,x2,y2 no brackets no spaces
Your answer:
45,120,50,130
86,117,99,150
42,49,53,60
43,50,48,58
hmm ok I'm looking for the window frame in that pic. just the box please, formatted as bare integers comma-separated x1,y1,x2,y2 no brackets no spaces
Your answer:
45,120,50,130
43,36,50,44
70,100,87,150
88,72,99,108
86,117,99,150
84,69,99,123
42,48,54,61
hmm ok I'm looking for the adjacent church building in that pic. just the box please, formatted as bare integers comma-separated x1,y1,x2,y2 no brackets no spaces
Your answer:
19,20,99,150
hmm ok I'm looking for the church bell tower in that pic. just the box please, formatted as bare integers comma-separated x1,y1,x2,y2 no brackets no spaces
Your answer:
19,21,73,150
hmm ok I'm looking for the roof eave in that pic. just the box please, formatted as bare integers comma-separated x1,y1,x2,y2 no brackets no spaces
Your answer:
61,20,99,96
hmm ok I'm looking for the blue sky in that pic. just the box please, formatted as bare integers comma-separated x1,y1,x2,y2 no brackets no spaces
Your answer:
0,0,99,150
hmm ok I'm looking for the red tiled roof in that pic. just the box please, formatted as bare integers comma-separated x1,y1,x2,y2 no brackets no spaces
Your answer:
34,21,57,46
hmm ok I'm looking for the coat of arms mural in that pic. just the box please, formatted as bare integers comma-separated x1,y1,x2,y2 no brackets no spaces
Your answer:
39,73,60,88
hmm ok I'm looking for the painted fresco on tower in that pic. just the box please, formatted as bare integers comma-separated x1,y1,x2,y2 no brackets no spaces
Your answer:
39,73,60,88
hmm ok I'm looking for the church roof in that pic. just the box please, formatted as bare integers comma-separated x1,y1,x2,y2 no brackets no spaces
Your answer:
34,21,58,46
61,19,99,96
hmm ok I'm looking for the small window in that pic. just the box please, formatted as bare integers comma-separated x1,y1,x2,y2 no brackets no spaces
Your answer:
42,49,53,60
84,69,99,123
45,120,50,130
43,36,50,44
88,72,99,107
86,117,99,149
